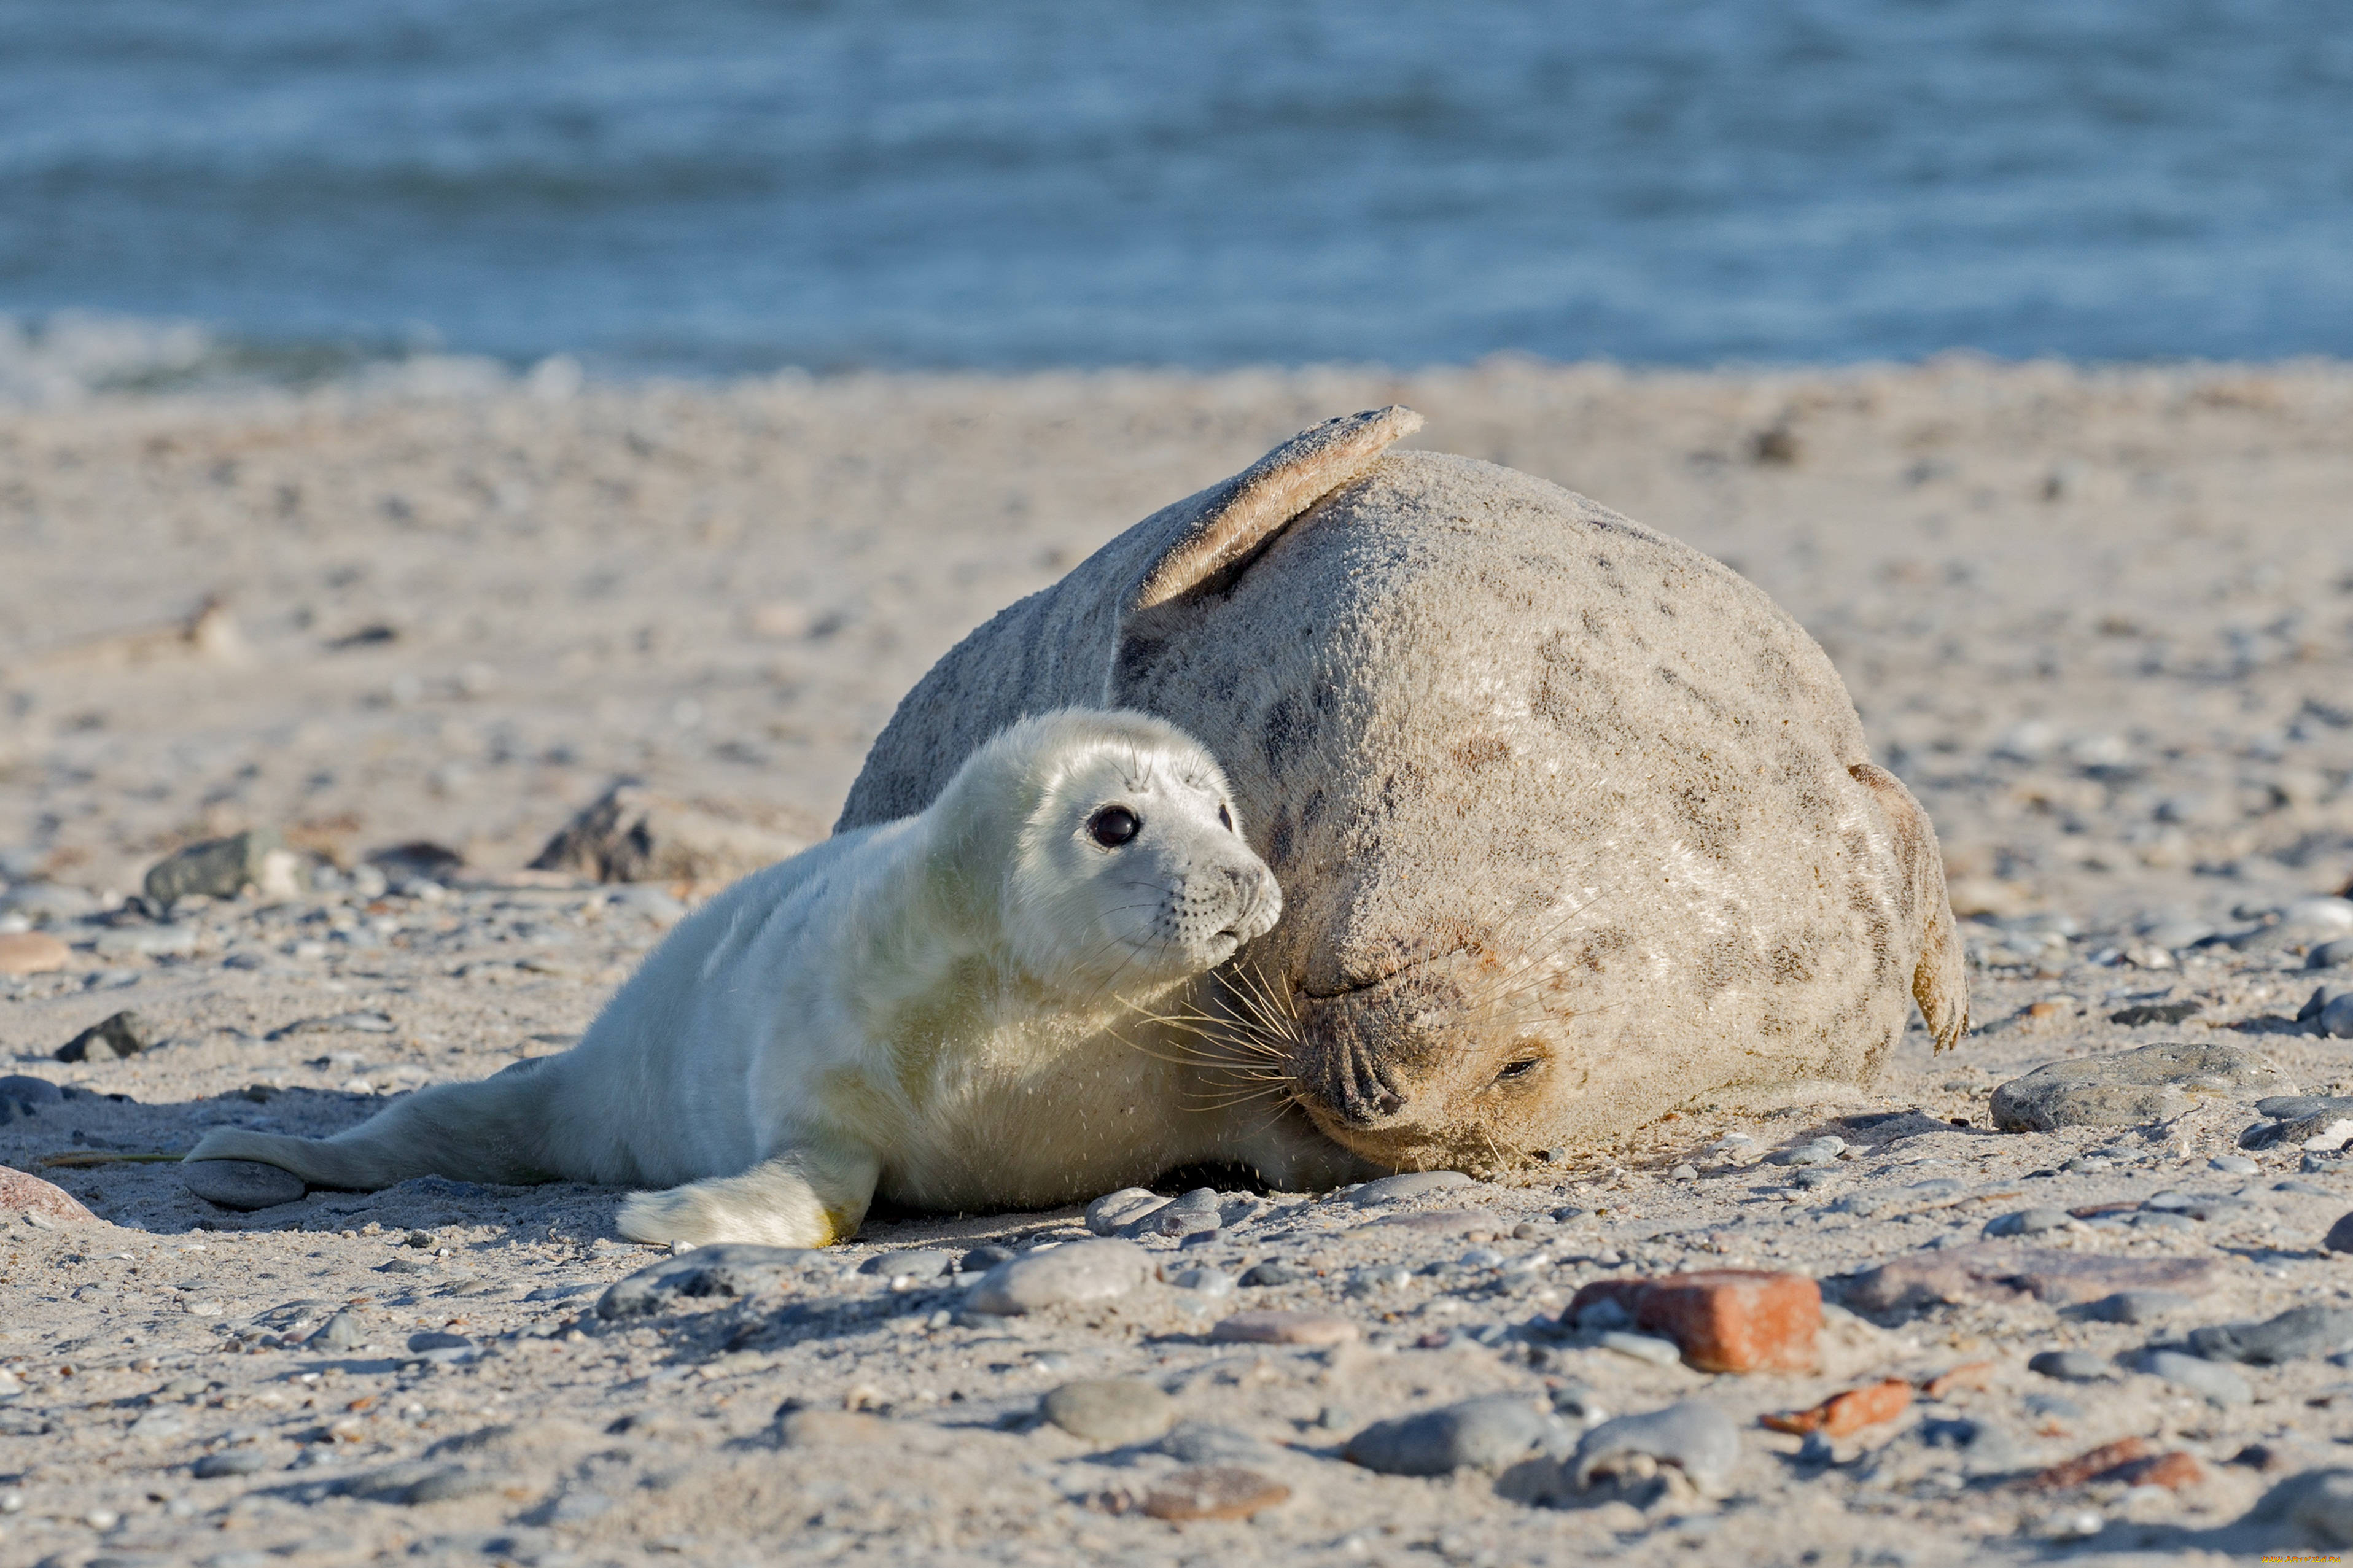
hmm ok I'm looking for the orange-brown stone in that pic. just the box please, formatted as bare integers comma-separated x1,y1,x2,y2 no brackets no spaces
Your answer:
1762,1378,1913,1437
1141,1466,1290,1522
0,1165,100,1225
1569,1268,1821,1373
1921,1360,1996,1399
2105,1450,2205,1491
0,932,69,976
2028,1436,2152,1491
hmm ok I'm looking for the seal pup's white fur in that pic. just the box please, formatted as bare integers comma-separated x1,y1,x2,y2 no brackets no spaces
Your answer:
185,709,1301,1246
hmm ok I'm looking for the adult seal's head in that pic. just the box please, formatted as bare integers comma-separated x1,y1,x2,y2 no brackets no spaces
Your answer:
839,411,1969,1175
937,708,1280,996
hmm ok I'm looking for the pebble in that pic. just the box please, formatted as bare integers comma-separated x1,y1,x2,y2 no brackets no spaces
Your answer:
1844,1240,2218,1313
1140,1465,1290,1523
0,931,69,976
1599,1331,1684,1367
2088,1289,2195,1324
1239,1261,1306,1287
1165,1267,1234,1297
182,1159,307,1212
1916,1415,2025,1476
2139,1349,2254,1407
145,829,303,902
1211,1310,1359,1346
2211,1154,2260,1174
1133,1187,1223,1240
1985,1208,2073,1237
1569,1269,1821,1373
1573,1401,1740,1492
2028,1349,2114,1383
2190,1305,2353,1364
1346,1171,1472,1206
1344,1395,1554,1476
406,1331,478,1365
1345,1264,1414,1297
1156,1421,1282,1466
1760,1379,1913,1437
92,922,198,958
597,1244,825,1318
0,883,97,922
0,1074,61,1105
1084,1188,1170,1234
2247,1468,2353,1547
965,1240,1149,1316
1041,1378,1175,1444
858,1250,953,1283
2278,1179,2333,1195
192,1449,275,1478
1790,1166,1838,1190
2244,1095,2353,1151
332,1461,502,1506
1768,1137,1845,1167
959,1245,1016,1273
2312,937,2353,971
56,1008,155,1062
1989,1041,2289,1131
308,1312,367,1352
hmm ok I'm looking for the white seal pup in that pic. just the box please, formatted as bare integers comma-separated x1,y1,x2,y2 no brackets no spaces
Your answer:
184,709,1313,1245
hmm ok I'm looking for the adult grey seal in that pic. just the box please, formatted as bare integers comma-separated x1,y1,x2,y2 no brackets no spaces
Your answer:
184,710,1354,1244
839,408,1969,1176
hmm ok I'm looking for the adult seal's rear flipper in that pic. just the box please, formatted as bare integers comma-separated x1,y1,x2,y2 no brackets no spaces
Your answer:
1849,762,1971,1052
837,407,1422,828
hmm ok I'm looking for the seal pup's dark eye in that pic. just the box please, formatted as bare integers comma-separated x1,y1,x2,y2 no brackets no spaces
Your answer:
1218,803,1234,831
1088,806,1141,848
1494,1057,1540,1084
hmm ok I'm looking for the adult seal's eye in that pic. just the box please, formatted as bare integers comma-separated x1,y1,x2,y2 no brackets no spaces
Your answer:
1088,806,1141,847
1218,803,1234,831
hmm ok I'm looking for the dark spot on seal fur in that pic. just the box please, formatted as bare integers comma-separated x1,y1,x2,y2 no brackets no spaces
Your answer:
1261,693,1310,774
1452,733,1511,769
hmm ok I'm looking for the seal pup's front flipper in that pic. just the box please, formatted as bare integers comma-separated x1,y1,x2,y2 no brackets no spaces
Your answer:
1849,762,1971,1052
615,1143,882,1248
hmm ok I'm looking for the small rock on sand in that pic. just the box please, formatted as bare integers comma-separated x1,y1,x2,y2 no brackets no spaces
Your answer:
1842,1241,2217,1313
0,931,69,975
1210,1310,1358,1346
1990,1041,2290,1131
1345,1395,1555,1476
2188,1305,2353,1364
1573,1401,1740,1492
963,1240,1148,1316
1041,1378,1175,1444
0,1165,100,1225
56,1009,155,1062
2247,1468,2353,1547
2139,1349,2252,1407
1141,1465,1289,1522
145,828,306,902
597,1244,823,1318
1346,1171,1472,1206
182,1159,306,1211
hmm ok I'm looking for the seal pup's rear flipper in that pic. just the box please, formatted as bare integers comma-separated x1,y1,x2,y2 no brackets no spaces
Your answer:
184,1055,565,1191
1849,762,1971,1052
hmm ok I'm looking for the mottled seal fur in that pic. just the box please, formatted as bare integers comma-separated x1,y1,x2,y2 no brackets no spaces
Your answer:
186,710,1359,1244
841,409,1969,1175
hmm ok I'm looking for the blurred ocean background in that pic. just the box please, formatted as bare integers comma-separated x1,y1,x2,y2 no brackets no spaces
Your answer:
2,0,2350,395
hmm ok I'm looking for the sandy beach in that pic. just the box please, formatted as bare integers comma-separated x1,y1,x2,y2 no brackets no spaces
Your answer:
1,359,2352,1566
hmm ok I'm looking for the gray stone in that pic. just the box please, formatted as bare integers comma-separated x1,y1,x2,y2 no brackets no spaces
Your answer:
1345,1395,1552,1477
2086,1290,2194,1324
0,1075,63,1104
192,1449,274,1478
2325,994,2353,1041
0,883,98,923
1789,1166,1838,1189
56,1009,155,1062
1156,1421,1282,1467
266,1011,396,1040
1843,1241,2219,1313
1167,1267,1234,1297
1572,1402,1740,1492
1768,1137,1845,1167
146,829,306,904
596,1244,822,1318
2311,939,2353,971
91,923,198,958
1085,1188,1166,1236
1041,1378,1175,1444
529,783,808,885
2028,1349,2112,1383
2131,1210,2197,1232
2211,1154,2260,1174
959,1245,1016,1273
1239,1261,1306,1287
182,1159,306,1211
1126,1187,1222,1239
2244,1096,2353,1152
858,1249,953,1283
2278,1179,2334,1195
2324,1214,2353,1254
335,1461,502,1505
1600,1332,1684,1367
1990,1042,2290,1131
308,1313,366,1351
1984,1208,2072,1238
1345,1264,1413,1297
1915,1415,2024,1477
965,1239,1149,1315
1347,1171,1473,1206
2139,1348,2252,1406
405,1332,477,1364
2189,1305,2353,1364
2247,1468,2353,1547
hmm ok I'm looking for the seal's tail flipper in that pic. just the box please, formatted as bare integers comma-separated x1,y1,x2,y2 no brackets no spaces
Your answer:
184,1056,563,1191
1849,762,1971,1052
